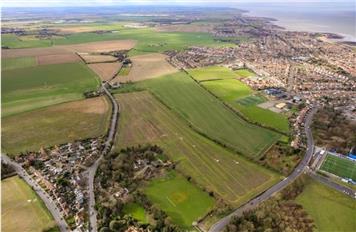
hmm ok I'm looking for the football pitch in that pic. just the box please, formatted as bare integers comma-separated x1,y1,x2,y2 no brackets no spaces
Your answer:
320,154,356,180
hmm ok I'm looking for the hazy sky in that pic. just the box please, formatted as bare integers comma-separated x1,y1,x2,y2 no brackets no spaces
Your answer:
2,0,354,7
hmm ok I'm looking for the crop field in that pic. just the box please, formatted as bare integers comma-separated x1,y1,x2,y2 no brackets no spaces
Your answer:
1,57,37,71
79,54,118,63
234,68,255,78
320,154,356,180
136,72,281,157
144,171,215,228
2,62,100,117
36,53,80,65
1,176,56,232
187,66,237,82
2,34,52,48
88,62,122,81
2,97,110,155
296,179,356,232
123,203,148,224
116,91,280,205
116,53,177,83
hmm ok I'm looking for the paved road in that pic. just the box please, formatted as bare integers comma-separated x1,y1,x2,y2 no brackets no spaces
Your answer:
1,154,69,232
88,84,119,232
208,107,317,232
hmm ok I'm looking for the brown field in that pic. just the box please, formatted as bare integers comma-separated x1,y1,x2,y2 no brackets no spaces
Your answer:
2,47,70,58
36,53,80,65
88,62,122,81
114,53,177,83
79,54,118,63
115,91,280,205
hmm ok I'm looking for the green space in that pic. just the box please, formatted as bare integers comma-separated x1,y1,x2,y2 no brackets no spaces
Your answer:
144,171,215,228
191,69,289,134
1,176,57,232
2,62,100,117
116,91,280,205
123,203,148,224
187,66,237,82
2,34,52,48
320,154,356,180
296,179,356,232
118,66,131,76
2,97,110,155
2,57,37,71
136,72,281,158
234,68,255,78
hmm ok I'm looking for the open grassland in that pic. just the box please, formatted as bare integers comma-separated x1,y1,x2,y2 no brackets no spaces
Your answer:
1,57,37,71
144,171,215,228
2,97,110,155
116,91,280,205
2,62,100,117
123,203,148,224
2,34,52,48
296,179,356,232
187,66,237,82
115,53,177,83
1,176,56,232
88,62,122,81
194,70,289,134
320,154,356,180
136,72,281,157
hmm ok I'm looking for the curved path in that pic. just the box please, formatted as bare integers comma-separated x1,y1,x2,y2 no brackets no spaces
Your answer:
1,154,70,232
88,84,119,232
208,106,317,232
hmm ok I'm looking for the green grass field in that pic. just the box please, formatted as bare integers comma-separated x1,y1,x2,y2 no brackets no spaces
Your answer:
116,91,280,205
123,203,148,224
118,66,131,76
234,68,255,78
296,179,356,232
237,95,265,106
2,97,110,155
1,176,57,232
320,154,356,180
2,57,37,71
135,72,281,157
187,66,237,82
2,62,100,117
144,171,215,228
2,34,52,48
202,79,253,100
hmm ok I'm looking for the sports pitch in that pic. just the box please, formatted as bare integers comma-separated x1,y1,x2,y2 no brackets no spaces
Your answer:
320,154,356,180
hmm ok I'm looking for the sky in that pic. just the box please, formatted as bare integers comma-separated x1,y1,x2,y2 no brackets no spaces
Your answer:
2,0,354,7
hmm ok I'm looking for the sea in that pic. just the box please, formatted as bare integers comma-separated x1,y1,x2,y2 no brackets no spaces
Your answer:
235,2,356,42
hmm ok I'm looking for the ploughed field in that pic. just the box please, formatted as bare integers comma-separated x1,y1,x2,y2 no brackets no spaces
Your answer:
296,179,356,232
116,91,280,205
1,176,57,232
188,66,290,134
135,72,281,158
2,97,111,155
320,154,356,180
2,62,100,117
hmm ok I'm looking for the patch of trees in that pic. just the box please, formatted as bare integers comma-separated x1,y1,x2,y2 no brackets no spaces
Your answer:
1,162,16,179
312,106,356,154
226,176,314,232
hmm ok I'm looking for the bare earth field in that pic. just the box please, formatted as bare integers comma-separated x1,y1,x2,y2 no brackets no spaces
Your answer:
79,54,118,63
115,53,177,83
116,91,280,206
2,46,70,58
36,53,80,65
88,62,122,81
2,96,110,155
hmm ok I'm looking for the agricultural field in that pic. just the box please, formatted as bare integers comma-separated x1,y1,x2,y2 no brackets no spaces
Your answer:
115,53,177,83
116,91,281,205
320,154,356,180
2,62,100,117
191,67,289,134
136,72,281,158
187,66,237,82
122,203,149,224
296,179,356,232
88,62,122,81
2,97,110,155
144,171,215,228
79,54,118,63
2,34,52,48
36,53,80,65
1,57,37,71
1,176,57,232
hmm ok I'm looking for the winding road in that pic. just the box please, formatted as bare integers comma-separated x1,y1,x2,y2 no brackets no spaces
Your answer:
208,106,317,232
88,83,119,232
1,154,70,232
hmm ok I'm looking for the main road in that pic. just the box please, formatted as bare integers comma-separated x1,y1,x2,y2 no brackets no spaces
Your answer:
1,154,70,232
208,106,317,232
88,83,119,232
